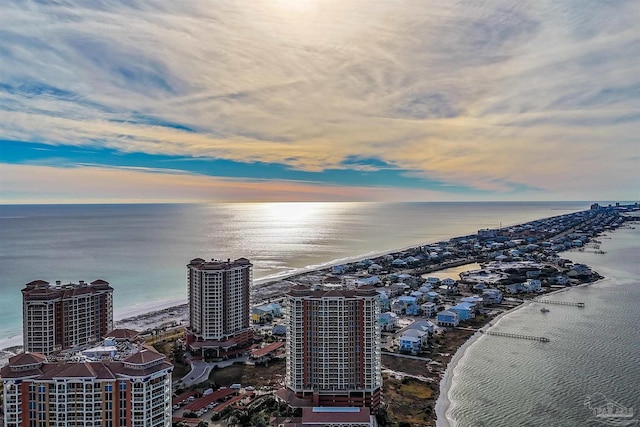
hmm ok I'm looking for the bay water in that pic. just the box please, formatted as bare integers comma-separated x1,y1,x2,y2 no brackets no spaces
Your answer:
442,222,640,426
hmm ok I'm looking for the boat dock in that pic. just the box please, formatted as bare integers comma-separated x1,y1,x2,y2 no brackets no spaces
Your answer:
482,330,550,342
538,299,585,307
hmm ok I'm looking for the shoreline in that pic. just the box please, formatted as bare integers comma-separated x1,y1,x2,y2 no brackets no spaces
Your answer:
433,300,526,427
433,257,606,426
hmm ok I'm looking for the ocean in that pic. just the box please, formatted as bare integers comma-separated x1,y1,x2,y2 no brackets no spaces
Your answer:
0,201,589,343
441,221,640,426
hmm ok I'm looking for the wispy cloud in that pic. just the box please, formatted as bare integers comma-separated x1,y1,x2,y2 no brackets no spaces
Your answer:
0,163,468,204
0,0,638,201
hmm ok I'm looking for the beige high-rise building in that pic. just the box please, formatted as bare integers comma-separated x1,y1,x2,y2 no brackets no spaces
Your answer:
186,258,253,358
282,285,382,410
22,279,114,355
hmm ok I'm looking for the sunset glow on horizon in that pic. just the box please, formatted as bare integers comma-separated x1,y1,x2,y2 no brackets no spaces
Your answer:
0,1,638,203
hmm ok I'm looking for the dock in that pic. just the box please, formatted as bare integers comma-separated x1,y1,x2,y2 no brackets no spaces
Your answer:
482,330,550,342
538,299,585,307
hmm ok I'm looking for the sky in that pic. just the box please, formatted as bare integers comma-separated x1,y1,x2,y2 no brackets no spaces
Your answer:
0,0,638,203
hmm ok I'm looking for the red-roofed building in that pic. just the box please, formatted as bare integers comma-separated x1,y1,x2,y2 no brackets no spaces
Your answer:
1,336,173,427
184,388,238,411
282,286,382,410
272,406,378,426
22,279,114,355
250,341,285,363
186,258,254,359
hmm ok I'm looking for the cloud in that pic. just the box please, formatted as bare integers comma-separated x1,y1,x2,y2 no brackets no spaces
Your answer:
0,0,638,200
0,163,470,204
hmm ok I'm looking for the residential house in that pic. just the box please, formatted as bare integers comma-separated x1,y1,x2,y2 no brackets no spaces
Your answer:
461,296,483,307
441,278,458,294
355,276,380,286
419,283,434,293
524,279,542,292
421,302,437,318
426,291,439,301
550,275,570,286
482,288,503,304
368,263,383,274
406,320,436,335
391,258,407,267
271,325,286,336
379,312,399,332
449,302,476,321
400,329,428,353
410,290,425,303
399,335,421,355
332,264,347,275
405,303,421,316
397,295,417,306
391,301,404,315
505,283,523,294
526,270,541,278
437,310,460,327
252,302,282,323
377,290,391,312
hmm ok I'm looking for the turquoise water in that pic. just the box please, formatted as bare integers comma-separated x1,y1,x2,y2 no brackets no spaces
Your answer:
443,223,640,426
0,201,589,340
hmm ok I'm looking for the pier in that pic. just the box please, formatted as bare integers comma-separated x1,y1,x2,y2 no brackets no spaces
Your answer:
538,299,585,307
483,330,550,342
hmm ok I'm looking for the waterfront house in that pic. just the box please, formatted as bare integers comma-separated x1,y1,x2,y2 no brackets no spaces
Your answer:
426,277,441,285
380,312,399,332
524,279,542,292
482,288,503,304
400,329,428,350
399,335,422,355
437,310,460,327
570,264,591,276
357,259,374,268
461,295,483,307
368,263,383,273
332,264,347,275
392,258,407,267
449,302,476,321
505,283,523,294
404,256,420,264
550,275,570,286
